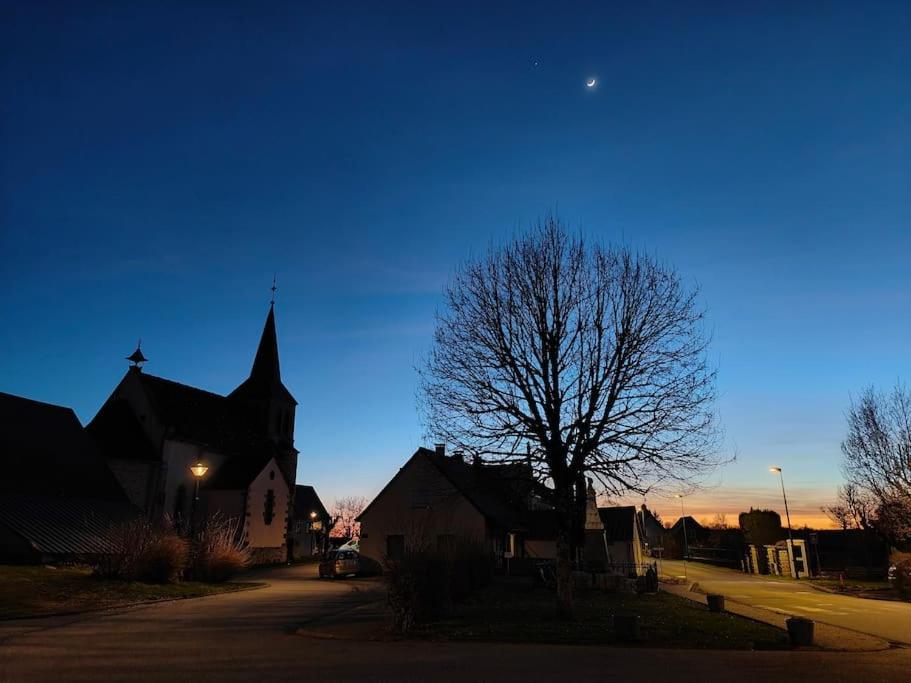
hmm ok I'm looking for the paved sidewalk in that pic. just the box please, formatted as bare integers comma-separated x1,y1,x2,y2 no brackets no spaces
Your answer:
661,583,890,651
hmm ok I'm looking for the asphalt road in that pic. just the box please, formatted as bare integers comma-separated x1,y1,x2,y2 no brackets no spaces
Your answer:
661,559,911,645
2,563,910,682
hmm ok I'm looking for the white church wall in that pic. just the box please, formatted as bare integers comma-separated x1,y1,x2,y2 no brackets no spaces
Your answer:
245,457,290,559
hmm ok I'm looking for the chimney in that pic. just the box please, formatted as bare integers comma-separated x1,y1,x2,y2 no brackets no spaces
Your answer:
434,443,445,457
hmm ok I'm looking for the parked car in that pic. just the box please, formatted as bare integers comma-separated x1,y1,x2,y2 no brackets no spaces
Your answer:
318,549,360,578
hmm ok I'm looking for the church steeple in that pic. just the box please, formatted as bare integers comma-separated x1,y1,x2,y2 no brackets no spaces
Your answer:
230,302,296,406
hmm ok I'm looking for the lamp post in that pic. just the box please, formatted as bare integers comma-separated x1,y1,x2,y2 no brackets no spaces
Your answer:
189,461,209,534
309,511,318,555
769,466,797,578
676,494,689,581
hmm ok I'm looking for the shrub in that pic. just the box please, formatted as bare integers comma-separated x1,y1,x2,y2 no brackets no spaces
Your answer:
384,539,495,634
136,532,189,584
892,559,911,599
189,514,250,582
95,517,187,584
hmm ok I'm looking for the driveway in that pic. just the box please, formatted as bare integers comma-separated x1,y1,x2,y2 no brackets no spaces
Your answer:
661,559,911,645
2,562,911,682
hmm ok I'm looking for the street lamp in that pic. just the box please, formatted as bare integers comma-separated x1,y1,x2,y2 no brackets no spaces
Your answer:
189,461,208,533
769,466,798,579
676,494,689,581
309,511,318,555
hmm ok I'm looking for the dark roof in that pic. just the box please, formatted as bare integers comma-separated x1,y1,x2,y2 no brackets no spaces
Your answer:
87,398,157,462
0,391,126,501
598,506,637,542
293,485,330,521
135,373,280,457
229,305,296,405
359,448,531,531
671,515,705,533
205,454,287,491
424,450,530,531
0,494,138,556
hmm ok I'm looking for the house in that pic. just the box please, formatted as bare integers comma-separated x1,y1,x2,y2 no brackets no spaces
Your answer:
357,445,557,571
289,484,331,558
357,445,641,575
87,302,298,564
0,392,136,563
599,506,645,570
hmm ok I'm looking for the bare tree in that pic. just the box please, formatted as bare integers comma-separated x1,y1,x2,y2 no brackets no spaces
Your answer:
823,483,875,530
710,513,728,530
330,496,369,541
421,218,719,615
841,385,911,546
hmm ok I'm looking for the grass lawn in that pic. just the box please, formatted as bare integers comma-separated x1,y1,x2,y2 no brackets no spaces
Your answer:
414,579,789,650
0,565,263,619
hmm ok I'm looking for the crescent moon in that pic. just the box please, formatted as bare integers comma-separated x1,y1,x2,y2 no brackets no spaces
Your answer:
586,78,597,88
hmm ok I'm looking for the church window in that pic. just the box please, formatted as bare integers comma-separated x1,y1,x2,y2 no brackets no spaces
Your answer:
263,489,275,525
269,470,275,480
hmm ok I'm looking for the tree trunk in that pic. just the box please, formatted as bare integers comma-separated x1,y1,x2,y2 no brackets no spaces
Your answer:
555,526,573,617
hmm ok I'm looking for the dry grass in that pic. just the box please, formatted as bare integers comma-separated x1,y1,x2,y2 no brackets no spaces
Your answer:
0,565,262,619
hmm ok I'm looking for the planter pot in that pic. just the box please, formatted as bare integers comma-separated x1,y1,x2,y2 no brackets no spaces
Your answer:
706,594,725,613
613,614,640,641
786,617,815,646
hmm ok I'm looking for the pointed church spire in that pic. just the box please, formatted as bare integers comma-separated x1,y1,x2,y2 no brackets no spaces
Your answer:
228,296,296,406
249,303,282,386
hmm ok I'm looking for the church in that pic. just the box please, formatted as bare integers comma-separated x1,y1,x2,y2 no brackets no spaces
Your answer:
88,301,298,564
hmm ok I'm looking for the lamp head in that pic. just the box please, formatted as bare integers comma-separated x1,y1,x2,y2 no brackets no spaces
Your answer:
310,511,317,519
190,462,209,478
769,466,782,474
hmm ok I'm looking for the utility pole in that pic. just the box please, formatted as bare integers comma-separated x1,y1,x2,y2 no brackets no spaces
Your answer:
770,466,798,578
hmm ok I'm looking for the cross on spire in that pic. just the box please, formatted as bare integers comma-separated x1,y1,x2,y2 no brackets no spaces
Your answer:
270,275,277,306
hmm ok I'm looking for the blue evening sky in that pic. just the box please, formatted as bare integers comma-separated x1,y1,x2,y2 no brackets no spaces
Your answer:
2,2,908,525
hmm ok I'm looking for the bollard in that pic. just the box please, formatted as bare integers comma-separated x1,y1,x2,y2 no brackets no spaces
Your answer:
706,594,725,613
786,617,815,646
613,615,640,641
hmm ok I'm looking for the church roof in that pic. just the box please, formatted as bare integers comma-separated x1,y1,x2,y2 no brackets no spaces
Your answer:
0,391,127,501
205,453,287,491
229,305,296,405
135,374,281,457
87,398,157,462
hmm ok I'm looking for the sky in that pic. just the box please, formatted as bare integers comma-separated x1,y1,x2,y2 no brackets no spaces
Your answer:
2,1,909,529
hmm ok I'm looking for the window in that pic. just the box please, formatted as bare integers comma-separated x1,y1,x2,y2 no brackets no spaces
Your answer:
263,489,275,525
269,469,275,481
386,534,405,561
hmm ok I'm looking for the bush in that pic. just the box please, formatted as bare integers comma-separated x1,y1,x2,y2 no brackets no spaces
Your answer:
188,514,250,582
385,539,494,634
95,517,187,584
137,533,189,584
889,552,911,598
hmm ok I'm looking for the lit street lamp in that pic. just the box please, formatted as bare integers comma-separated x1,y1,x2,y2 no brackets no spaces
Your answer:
189,461,209,533
769,466,798,578
676,493,689,581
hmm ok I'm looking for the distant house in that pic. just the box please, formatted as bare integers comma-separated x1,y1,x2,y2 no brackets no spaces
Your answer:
670,515,710,556
357,446,558,571
581,505,647,575
87,303,298,564
0,392,136,563
289,484,331,559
